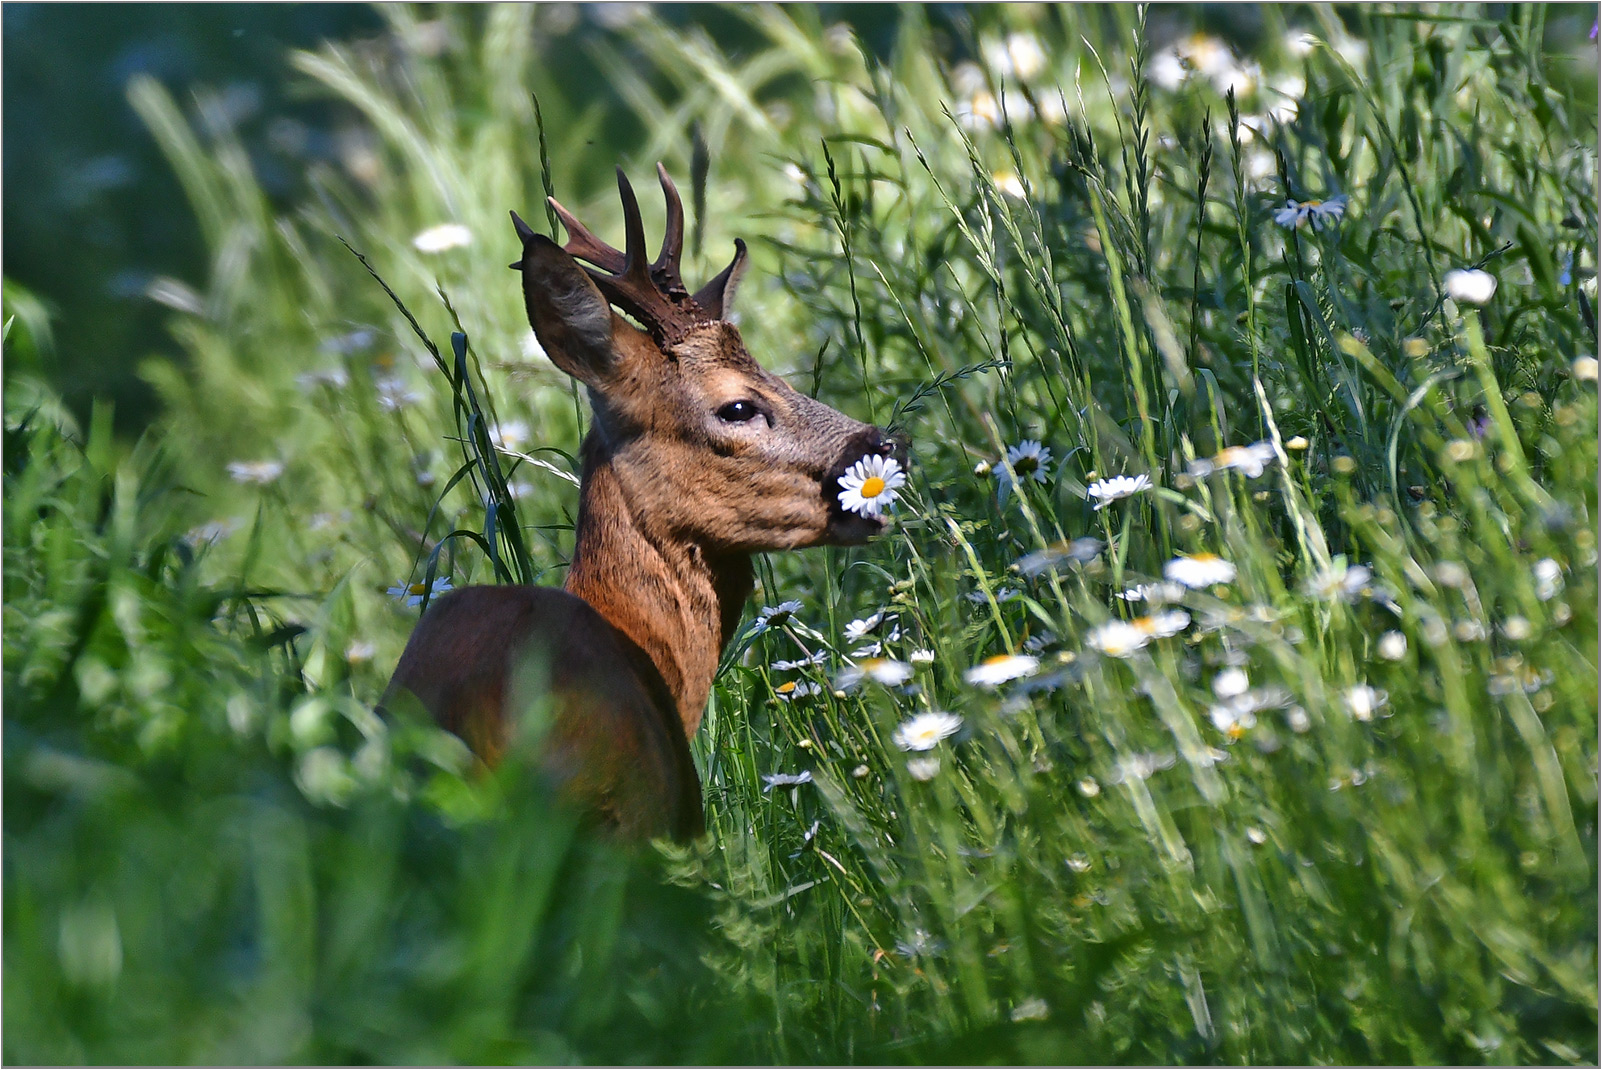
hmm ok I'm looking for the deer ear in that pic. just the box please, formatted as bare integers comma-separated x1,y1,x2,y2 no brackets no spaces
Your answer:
512,215,616,386
693,238,748,320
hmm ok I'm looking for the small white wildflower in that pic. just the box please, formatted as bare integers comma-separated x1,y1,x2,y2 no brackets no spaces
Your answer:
906,756,941,781
1433,561,1470,589
1010,998,1050,1023
909,649,936,665
1533,558,1563,600
762,770,813,792
772,650,828,671
1307,560,1372,601
1116,581,1186,605
844,611,888,641
852,764,870,779
995,439,1052,500
1444,268,1497,305
837,453,906,518
1112,751,1176,783
412,222,473,253
964,654,1039,688
1022,631,1055,653
836,657,914,690
1454,619,1488,642
1273,194,1348,231
773,680,822,702
1134,610,1190,638
992,169,1027,199
1213,667,1250,699
1209,702,1258,740
1573,356,1599,382
1344,684,1388,722
1087,473,1153,510
375,376,424,412
849,642,884,659
1501,616,1533,641
488,420,530,451
892,711,964,752
295,367,349,391
1246,826,1268,845
1286,706,1311,733
387,576,454,607
1087,620,1151,658
1076,778,1100,798
1377,631,1408,661
752,600,804,633
226,459,285,485
1191,441,1277,479
1164,553,1237,589
343,640,377,664
1016,538,1102,577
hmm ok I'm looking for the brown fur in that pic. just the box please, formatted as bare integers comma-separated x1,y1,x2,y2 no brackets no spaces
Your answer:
382,169,902,841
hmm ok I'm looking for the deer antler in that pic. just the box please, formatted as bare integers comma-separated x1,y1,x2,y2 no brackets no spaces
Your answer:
538,165,746,343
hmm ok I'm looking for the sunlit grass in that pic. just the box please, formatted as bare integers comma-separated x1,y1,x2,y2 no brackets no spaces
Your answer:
6,4,1597,1064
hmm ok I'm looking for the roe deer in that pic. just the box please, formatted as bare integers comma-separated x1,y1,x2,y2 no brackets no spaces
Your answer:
382,165,905,841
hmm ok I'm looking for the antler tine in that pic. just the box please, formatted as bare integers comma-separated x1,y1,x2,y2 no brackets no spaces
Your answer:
614,166,654,291
651,162,686,291
549,195,627,274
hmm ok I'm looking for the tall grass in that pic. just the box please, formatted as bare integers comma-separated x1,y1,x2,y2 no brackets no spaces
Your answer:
6,5,1597,1063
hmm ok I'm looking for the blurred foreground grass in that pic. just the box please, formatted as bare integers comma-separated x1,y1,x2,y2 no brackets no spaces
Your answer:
5,4,1598,1063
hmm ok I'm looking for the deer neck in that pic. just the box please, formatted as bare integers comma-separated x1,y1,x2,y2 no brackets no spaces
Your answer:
562,434,752,740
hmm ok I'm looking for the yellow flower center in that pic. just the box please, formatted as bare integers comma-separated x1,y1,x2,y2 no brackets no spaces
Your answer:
776,681,797,694
860,476,886,498
409,582,429,595
1306,199,1323,209
983,654,1013,666
1191,553,1221,563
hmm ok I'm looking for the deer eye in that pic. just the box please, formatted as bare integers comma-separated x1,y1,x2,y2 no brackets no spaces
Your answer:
716,400,761,424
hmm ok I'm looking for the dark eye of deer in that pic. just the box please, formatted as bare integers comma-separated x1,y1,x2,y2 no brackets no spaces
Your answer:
717,400,760,423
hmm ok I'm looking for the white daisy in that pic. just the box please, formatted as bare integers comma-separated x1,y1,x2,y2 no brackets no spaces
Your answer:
412,222,473,253
488,419,530,452
1344,684,1388,722
1087,473,1153,509
1116,581,1187,605
849,642,883,659
995,439,1052,493
761,770,813,791
1213,667,1250,699
909,649,936,665
773,680,822,702
906,756,942,781
1209,702,1257,740
1086,620,1151,658
1016,537,1104,577
1164,553,1237,589
1273,194,1347,231
387,576,454,607
837,454,906,518
892,711,964,751
226,459,285,485
964,654,1040,688
752,600,804,633
1443,268,1497,305
1134,610,1191,638
375,376,424,412
836,657,914,690
1190,441,1277,479
1306,560,1373,601
1377,631,1408,661
844,611,889,641
772,650,828,671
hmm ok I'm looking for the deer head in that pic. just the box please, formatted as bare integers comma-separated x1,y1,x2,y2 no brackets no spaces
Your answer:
511,165,901,553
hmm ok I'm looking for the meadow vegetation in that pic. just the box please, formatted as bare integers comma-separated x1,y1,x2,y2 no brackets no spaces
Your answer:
6,5,1598,1063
